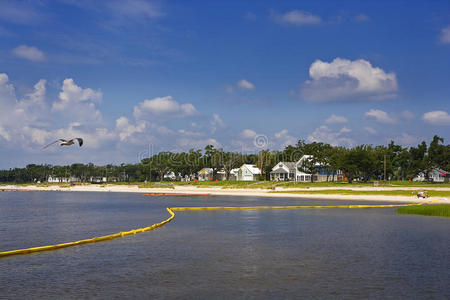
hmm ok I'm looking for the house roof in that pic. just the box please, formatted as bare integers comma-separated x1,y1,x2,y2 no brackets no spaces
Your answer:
433,168,448,173
198,168,213,174
240,164,261,175
230,168,239,175
270,161,297,173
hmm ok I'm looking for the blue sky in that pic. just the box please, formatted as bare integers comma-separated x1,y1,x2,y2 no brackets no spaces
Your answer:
0,0,449,168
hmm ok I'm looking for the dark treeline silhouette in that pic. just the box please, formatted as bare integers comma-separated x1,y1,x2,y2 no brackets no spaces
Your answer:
1,135,448,183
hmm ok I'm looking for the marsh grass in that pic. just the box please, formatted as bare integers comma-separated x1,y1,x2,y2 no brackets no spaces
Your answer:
397,205,450,217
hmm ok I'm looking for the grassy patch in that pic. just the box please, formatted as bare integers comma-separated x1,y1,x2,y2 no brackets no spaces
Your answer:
397,205,450,217
271,189,450,197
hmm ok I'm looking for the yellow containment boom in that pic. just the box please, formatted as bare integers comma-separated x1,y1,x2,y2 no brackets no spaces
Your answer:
0,199,441,258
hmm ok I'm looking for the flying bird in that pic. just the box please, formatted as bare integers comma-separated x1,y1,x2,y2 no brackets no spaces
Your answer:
44,138,83,149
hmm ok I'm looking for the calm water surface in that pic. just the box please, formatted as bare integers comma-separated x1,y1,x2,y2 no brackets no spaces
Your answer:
0,191,449,299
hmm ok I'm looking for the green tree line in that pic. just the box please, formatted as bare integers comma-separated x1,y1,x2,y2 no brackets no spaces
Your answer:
1,135,448,183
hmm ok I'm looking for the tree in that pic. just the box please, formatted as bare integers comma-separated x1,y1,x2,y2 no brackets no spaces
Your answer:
223,152,242,180
409,141,428,179
256,150,276,180
428,135,449,171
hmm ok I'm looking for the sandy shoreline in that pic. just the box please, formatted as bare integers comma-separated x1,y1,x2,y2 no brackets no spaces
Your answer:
2,184,449,204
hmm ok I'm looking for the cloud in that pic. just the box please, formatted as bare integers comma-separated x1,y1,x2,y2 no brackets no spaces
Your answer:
325,114,348,124
422,110,450,125
237,79,255,91
307,125,354,146
133,96,198,119
440,26,450,44
17,79,47,125
240,129,257,139
271,10,321,26
0,74,113,153
301,58,398,102
115,116,147,141
52,78,103,123
354,14,370,22
0,73,17,108
12,45,45,62
365,109,415,124
365,109,396,124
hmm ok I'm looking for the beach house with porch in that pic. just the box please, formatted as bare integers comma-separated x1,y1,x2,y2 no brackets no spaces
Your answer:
236,164,261,181
269,162,297,181
270,155,342,182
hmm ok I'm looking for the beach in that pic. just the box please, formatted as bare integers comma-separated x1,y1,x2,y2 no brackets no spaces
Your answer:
2,184,449,204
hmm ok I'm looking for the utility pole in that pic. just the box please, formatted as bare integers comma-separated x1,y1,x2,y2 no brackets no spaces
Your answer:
384,154,387,182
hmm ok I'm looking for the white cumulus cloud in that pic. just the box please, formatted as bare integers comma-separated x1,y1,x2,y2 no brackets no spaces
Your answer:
133,96,198,119
237,79,255,91
240,129,257,139
365,109,415,124
422,110,450,125
12,45,45,62
52,78,103,123
365,109,396,124
115,116,147,141
271,10,321,26
301,58,398,102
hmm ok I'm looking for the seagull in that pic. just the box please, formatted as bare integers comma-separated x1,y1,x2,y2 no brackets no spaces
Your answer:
43,138,83,149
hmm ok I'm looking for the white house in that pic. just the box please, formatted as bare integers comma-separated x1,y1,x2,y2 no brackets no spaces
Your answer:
237,164,261,181
270,162,297,181
270,155,342,182
413,168,448,183
163,171,177,181
47,176,79,183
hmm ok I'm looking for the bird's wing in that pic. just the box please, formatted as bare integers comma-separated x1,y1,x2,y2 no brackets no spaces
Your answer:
43,140,61,149
59,139,68,142
75,138,83,147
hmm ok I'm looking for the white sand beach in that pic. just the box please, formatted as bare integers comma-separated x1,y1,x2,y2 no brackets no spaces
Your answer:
2,184,449,204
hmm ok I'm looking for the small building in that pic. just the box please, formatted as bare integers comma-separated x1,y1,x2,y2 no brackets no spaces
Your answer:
270,162,297,181
198,168,213,181
414,168,448,183
90,177,107,184
237,164,261,181
270,155,342,182
47,176,80,183
163,171,177,181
